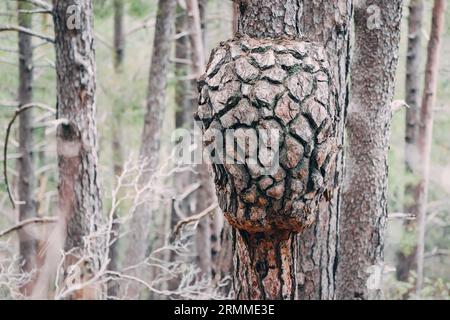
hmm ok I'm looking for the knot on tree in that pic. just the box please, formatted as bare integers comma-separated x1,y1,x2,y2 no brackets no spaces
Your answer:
196,36,337,234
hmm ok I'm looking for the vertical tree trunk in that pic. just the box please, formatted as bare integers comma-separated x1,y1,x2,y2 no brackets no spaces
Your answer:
168,3,192,293
336,0,403,300
111,0,125,177
107,0,125,299
53,0,102,299
196,0,351,300
17,0,37,296
415,0,446,294
186,0,215,278
293,1,352,300
122,0,177,299
396,0,424,283
213,220,233,296
174,5,191,130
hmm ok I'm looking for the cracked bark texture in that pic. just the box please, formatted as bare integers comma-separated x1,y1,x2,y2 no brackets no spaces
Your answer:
196,0,351,297
17,0,38,296
336,0,403,300
122,0,177,299
397,0,424,283
53,0,102,299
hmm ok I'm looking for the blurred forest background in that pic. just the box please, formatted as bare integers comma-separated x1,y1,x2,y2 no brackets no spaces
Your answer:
0,0,449,299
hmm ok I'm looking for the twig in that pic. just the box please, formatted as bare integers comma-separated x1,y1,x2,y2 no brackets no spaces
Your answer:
0,216,57,238
3,103,55,208
0,25,54,43
173,202,218,237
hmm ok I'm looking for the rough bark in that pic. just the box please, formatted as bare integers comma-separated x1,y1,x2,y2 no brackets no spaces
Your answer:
397,0,424,283
415,0,446,294
53,0,102,299
337,0,403,300
196,0,352,298
122,0,177,299
17,0,37,296
107,0,125,298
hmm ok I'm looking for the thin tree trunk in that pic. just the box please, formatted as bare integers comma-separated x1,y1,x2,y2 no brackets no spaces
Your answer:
293,1,352,300
337,0,403,300
174,5,191,130
17,0,37,296
107,0,125,298
396,0,424,283
415,0,446,294
196,0,351,300
168,3,192,293
186,0,215,278
122,0,177,299
213,219,233,296
396,0,424,281
53,0,102,299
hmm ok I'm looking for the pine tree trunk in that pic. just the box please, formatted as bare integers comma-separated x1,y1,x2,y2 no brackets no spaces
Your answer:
111,0,125,177
336,0,403,300
196,0,351,300
53,0,102,299
17,0,37,296
292,1,351,300
397,0,424,283
186,0,216,278
122,0,177,299
107,0,125,299
415,0,446,294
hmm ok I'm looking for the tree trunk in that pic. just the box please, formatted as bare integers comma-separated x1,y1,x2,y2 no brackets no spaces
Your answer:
122,0,177,299
185,0,216,278
336,0,403,300
415,0,446,294
174,5,191,130
53,0,102,299
196,0,351,300
17,0,37,296
213,219,233,296
111,0,125,177
292,1,352,300
396,0,424,283
108,0,125,298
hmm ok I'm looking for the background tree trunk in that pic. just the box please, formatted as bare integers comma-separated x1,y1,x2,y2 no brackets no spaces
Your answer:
53,0,102,299
122,0,177,299
17,0,37,296
415,0,446,294
107,0,125,298
336,0,403,300
396,0,425,283
111,0,125,177
293,0,352,300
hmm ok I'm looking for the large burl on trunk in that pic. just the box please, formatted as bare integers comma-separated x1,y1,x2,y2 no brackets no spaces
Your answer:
196,36,337,299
